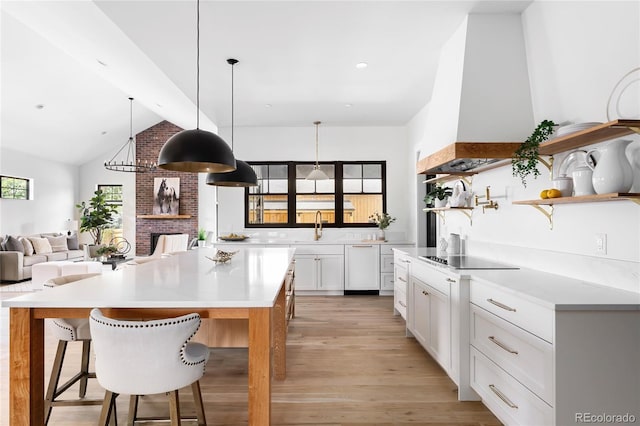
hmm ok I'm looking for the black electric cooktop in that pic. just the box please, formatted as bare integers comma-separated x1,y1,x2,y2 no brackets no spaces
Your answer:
419,255,519,270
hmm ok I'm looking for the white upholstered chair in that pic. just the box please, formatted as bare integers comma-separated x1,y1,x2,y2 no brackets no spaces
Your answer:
89,308,209,425
126,234,190,266
43,273,104,424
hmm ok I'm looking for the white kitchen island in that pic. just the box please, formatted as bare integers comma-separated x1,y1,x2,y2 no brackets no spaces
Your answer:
2,246,295,426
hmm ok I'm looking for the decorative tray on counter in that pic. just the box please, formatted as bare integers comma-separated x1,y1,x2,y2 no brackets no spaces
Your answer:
218,234,249,241
206,250,238,264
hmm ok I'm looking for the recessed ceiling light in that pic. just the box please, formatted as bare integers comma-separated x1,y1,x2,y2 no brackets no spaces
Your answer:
345,104,353,108
355,62,368,69
35,104,44,109
101,131,107,135
265,104,272,108
97,59,107,67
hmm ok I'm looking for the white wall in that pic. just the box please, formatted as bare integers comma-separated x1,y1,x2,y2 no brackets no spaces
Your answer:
215,125,410,241
0,148,78,236
408,4,640,292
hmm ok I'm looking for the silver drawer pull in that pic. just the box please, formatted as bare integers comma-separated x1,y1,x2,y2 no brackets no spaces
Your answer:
489,384,518,409
397,276,407,283
487,298,516,312
488,336,519,354
352,245,373,248
446,278,456,283
398,300,406,308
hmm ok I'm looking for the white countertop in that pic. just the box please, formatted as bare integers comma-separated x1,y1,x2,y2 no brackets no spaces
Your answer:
215,239,414,246
394,247,640,311
2,247,296,309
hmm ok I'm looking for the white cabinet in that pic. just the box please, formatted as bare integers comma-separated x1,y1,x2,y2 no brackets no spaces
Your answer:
401,250,476,401
469,276,640,425
381,244,413,295
345,244,380,291
408,275,450,373
392,251,411,319
293,245,344,294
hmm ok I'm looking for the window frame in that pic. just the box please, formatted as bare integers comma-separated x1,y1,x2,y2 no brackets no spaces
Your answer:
245,160,386,228
0,175,31,200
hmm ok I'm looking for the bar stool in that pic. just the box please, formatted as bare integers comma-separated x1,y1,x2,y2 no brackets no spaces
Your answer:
43,273,104,424
89,308,209,425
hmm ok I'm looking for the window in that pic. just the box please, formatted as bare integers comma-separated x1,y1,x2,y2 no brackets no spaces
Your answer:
0,175,30,200
97,185,123,243
245,161,386,228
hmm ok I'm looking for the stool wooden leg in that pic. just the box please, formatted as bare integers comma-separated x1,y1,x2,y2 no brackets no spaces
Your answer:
45,340,67,425
191,381,206,425
79,340,91,398
168,390,181,426
99,390,118,426
127,395,139,426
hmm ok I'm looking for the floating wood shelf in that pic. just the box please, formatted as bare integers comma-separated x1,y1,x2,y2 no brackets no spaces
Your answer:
512,193,640,206
538,119,640,155
136,214,192,219
513,193,640,229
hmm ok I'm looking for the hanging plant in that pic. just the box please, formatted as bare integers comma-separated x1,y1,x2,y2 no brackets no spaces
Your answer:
512,119,556,187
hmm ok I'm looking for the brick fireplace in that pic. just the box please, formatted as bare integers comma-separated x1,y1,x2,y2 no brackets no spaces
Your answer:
135,121,198,255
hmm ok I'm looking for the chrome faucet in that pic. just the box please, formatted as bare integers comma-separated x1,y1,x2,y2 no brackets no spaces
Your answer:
314,210,323,241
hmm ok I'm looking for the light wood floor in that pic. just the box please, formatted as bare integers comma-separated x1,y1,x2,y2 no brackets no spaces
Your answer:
1,294,500,425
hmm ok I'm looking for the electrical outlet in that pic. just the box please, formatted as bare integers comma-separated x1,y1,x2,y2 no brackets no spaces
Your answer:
595,233,607,255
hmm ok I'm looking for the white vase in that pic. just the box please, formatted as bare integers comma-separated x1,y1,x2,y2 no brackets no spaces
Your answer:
586,139,634,194
377,229,386,241
197,240,205,247
434,197,447,208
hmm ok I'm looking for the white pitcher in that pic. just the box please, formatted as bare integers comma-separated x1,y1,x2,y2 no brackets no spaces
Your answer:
586,139,634,194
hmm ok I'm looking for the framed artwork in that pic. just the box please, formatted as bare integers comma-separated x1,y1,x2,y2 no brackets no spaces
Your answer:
153,177,180,215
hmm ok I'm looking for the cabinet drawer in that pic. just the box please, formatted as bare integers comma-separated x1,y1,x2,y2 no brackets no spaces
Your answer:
471,305,553,404
471,347,553,426
381,254,395,273
470,279,553,343
381,273,394,290
411,260,454,295
293,244,344,255
383,244,413,255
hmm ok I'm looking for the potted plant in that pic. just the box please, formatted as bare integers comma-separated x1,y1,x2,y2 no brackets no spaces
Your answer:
95,245,119,261
512,119,556,187
424,184,453,208
197,228,207,247
76,189,118,258
368,212,396,241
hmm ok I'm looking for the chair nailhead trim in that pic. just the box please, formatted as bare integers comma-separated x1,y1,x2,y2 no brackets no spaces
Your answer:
90,313,206,367
52,320,75,340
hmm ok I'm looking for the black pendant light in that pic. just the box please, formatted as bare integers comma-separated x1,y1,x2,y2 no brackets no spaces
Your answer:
104,97,156,173
157,0,236,173
206,58,258,187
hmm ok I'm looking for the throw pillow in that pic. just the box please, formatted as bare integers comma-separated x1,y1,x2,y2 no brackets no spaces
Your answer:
5,235,24,253
19,237,34,256
0,235,8,251
46,235,68,252
66,234,79,250
28,237,53,254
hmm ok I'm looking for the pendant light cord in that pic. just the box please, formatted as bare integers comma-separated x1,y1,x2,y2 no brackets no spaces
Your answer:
231,60,234,150
196,0,200,129
128,97,133,139
314,121,321,168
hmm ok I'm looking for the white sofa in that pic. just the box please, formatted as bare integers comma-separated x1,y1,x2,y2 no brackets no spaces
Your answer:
0,233,84,282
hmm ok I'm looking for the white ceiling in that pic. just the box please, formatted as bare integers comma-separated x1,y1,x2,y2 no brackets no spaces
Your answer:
0,1,532,166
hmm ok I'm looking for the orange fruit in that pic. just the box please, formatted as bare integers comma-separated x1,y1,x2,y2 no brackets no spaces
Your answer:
547,188,562,198
540,190,548,199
